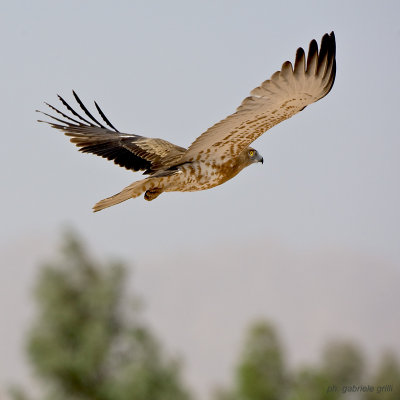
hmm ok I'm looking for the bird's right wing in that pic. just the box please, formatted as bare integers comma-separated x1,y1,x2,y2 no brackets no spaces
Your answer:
179,32,336,163
37,91,186,174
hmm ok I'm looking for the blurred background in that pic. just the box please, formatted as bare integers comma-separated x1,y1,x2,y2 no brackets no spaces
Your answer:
1,1,400,399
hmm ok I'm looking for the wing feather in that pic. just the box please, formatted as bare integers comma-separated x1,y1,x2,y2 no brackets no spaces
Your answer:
38,92,186,173
180,32,336,162
94,101,119,131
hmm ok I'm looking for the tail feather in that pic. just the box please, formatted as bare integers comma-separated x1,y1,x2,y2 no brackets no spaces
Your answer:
93,178,149,212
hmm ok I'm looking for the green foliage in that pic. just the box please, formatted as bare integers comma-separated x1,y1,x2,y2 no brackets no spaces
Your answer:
288,367,339,400
236,322,287,400
365,353,400,400
216,321,287,400
216,321,399,400
321,341,365,387
12,230,191,400
9,229,400,400
287,341,365,400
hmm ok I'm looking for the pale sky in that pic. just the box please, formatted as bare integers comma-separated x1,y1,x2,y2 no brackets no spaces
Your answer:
1,1,400,398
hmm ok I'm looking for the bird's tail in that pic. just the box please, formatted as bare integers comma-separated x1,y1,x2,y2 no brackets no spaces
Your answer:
93,178,151,212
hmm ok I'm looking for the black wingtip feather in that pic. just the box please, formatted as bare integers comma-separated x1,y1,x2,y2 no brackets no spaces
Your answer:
317,34,329,63
316,31,335,76
36,109,80,127
294,47,305,72
42,91,120,135
318,31,336,99
72,91,107,129
57,94,94,126
44,101,82,125
325,59,336,95
306,39,319,72
94,101,119,132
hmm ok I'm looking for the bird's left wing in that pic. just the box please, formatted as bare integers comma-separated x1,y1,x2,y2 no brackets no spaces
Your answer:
180,32,336,163
37,91,186,174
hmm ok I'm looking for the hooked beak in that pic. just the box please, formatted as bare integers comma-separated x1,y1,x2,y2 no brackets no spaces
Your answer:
255,153,264,164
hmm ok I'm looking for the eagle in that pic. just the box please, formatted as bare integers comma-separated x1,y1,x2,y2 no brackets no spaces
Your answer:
38,32,336,212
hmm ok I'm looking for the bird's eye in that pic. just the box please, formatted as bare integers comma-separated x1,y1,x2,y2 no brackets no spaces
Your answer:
249,150,255,157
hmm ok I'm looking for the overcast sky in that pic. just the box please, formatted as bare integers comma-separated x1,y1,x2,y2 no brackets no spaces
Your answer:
1,1,400,398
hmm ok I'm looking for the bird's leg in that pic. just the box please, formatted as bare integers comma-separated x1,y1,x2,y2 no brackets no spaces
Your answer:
144,188,163,201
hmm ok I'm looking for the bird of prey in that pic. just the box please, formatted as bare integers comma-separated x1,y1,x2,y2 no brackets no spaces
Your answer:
38,32,336,212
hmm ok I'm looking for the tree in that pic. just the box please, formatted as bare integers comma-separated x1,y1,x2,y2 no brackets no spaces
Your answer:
11,230,191,400
287,341,365,400
321,341,365,387
215,321,287,400
287,366,339,400
215,321,380,400
365,352,400,400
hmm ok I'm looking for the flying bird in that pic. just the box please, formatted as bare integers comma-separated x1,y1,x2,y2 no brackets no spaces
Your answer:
38,32,336,212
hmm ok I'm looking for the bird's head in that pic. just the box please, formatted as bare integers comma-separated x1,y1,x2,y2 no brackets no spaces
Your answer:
242,147,263,167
